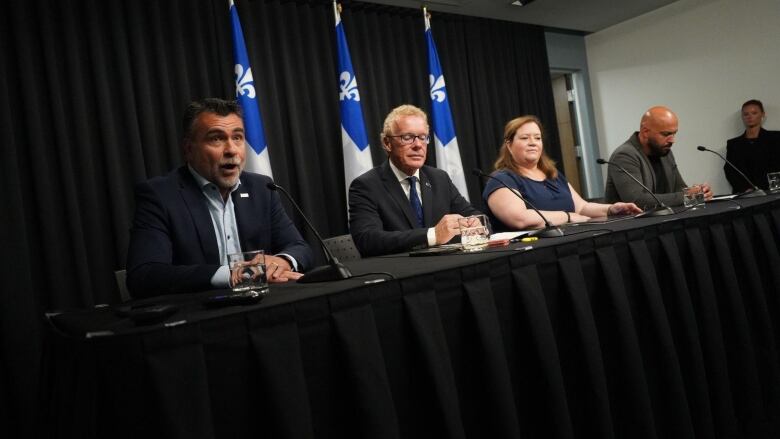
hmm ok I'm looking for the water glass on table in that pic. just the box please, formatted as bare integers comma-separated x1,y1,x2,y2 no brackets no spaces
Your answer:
228,250,269,295
767,172,780,192
459,214,490,252
683,185,705,209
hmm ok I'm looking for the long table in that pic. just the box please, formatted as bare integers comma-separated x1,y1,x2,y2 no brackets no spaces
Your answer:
45,195,780,438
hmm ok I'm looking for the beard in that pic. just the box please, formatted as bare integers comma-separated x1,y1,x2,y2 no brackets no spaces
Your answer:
648,138,671,157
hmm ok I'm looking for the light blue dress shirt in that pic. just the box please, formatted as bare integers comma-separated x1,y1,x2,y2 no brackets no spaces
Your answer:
188,166,242,287
188,166,300,288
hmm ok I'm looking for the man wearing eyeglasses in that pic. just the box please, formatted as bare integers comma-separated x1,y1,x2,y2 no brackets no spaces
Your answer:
348,104,481,257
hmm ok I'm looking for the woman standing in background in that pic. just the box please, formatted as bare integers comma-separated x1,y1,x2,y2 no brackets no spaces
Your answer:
725,99,780,193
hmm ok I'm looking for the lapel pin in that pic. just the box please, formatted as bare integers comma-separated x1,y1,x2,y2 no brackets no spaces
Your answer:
240,193,249,198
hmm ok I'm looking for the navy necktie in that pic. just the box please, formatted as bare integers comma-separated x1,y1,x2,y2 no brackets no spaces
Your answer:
408,176,424,228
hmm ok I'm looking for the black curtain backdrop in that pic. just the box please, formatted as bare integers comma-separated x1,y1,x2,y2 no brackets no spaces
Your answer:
0,0,558,435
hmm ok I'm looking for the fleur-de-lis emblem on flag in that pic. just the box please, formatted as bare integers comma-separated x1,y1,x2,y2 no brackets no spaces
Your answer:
235,64,256,99
429,74,446,103
339,71,361,102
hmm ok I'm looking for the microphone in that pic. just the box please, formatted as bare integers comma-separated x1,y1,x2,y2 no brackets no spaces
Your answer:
596,158,674,217
266,182,352,283
472,168,564,237
696,146,765,198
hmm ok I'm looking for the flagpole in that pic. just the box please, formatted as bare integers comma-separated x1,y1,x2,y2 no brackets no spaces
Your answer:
424,8,470,201
334,1,373,205
229,0,273,178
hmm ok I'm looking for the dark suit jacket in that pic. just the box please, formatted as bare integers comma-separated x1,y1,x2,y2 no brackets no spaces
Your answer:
126,167,312,298
725,128,780,193
348,161,480,257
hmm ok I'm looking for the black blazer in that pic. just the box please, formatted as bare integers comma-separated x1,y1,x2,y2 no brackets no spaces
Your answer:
725,128,780,193
348,161,480,257
126,167,312,297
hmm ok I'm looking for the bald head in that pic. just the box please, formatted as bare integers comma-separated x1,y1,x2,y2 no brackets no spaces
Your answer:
638,106,678,157
640,106,677,129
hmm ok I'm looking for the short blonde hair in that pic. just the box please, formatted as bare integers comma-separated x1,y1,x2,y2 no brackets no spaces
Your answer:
380,104,428,146
493,115,558,180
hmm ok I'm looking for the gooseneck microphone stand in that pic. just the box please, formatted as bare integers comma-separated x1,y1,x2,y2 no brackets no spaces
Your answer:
472,169,565,237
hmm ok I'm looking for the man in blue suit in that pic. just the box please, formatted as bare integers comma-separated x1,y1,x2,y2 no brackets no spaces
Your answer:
126,98,312,298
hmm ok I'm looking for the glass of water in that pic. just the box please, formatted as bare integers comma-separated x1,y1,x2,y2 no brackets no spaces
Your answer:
767,172,780,192
683,185,704,210
228,250,269,295
459,214,490,252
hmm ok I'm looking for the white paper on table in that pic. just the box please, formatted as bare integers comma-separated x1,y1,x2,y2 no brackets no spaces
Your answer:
489,231,531,241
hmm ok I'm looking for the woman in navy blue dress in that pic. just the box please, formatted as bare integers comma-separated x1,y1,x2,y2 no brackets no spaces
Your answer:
483,115,641,232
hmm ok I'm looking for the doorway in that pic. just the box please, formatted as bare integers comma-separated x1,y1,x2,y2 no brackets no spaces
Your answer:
551,73,584,195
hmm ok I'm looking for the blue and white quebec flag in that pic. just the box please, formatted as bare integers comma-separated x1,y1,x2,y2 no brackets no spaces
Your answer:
334,1,372,198
229,0,273,178
424,9,469,200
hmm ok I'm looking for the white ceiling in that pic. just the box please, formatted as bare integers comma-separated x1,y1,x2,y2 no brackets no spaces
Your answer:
358,0,680,33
